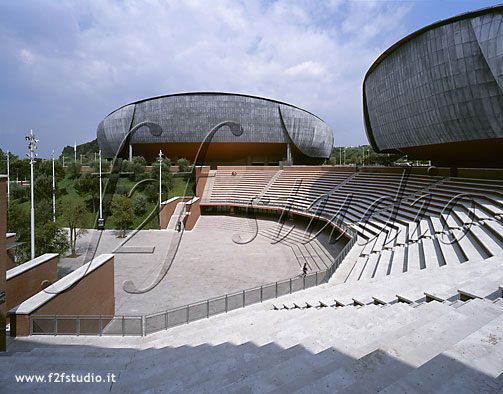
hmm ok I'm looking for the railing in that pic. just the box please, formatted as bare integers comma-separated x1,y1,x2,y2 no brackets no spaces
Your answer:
29,216,357,337
30,315,144,336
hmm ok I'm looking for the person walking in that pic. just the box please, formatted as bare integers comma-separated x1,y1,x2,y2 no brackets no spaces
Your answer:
302,262,308,276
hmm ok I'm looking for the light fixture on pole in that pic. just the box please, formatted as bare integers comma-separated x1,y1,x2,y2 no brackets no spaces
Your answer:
74,141,77,163
26,129,38,260
158,150,163,227
52,150,56,222
6,150,10,211
97,150,104,230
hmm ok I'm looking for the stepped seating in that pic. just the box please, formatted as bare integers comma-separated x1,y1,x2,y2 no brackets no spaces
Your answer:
208,168,279,204
3,255,502,392
203,168,503,283
345,176,503,282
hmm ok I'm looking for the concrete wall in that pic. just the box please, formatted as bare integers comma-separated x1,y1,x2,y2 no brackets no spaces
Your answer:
0,178,6,350
195,166,210,197
9,255,114,337
6,254,58,317
185,198,201,231
5,234,15,270
160,197,192,229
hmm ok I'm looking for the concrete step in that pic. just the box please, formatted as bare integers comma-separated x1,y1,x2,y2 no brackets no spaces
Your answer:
315,300,503,393
389,246,405,276
374,249,392,279
191,303,445,394
380,309,503,394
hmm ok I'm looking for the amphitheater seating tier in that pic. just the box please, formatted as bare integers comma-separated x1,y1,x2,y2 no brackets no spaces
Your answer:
202,167,503,283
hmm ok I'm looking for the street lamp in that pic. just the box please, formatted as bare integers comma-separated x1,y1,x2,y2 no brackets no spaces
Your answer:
158,150,163,227
343,147,346,166
99,150,103,220
6,150,9,211
52,150,56,222
26,129,38,260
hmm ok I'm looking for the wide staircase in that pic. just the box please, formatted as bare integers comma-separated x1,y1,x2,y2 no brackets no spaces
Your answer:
3,255,502,393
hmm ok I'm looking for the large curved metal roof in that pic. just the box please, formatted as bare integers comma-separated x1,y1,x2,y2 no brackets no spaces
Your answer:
97,92,334,161
106,91,324,122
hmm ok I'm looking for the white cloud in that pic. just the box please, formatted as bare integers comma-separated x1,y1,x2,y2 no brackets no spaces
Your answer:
19,49,35,64
0,0,414,156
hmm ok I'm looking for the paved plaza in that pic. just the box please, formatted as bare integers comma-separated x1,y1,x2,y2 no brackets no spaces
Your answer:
58,215,344,315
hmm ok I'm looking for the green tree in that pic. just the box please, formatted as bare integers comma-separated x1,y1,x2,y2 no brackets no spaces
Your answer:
61,199,89,257
10,182,28,202
35,221,69,258
151,161,173,191
67,160,81,179
133,194,148,215
9,158,30,181
110,195,134,237
7,200,69,263
34,174,53,200
0,149,18,174
90,158,110,173
37,159,65,181
177,158,190,173
74,172,100,212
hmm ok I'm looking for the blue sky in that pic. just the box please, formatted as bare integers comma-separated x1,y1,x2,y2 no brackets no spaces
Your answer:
0,0,500,158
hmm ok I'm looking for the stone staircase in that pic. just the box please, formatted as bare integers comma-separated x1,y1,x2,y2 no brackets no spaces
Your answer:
3,269,502,393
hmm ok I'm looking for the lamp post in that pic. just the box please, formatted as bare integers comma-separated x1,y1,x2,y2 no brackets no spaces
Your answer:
158,150,163,227
6,150,9,211
339,147,342,166
343,148,346,166
26,129,38,260
74,141,77,163
52,150,56,222
99,150,103,220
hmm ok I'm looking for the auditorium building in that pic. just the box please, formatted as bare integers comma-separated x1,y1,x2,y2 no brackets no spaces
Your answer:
363,5,503,167
97,92,334,166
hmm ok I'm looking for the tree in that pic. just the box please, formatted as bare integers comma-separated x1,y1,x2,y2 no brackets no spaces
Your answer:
7,199,69,263
67,160,81,179
0,149,18,174
133,194,148,215
37,159,65,181
177,158,190,173
61,199,89,257
9,158,30,181
35,221,69,258
34,174,53,200
74,172,100,212
151,161,174,191
10,182,28,202
110,195,134,237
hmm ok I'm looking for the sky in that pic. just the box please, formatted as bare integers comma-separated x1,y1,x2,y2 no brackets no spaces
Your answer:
0,0,500,158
